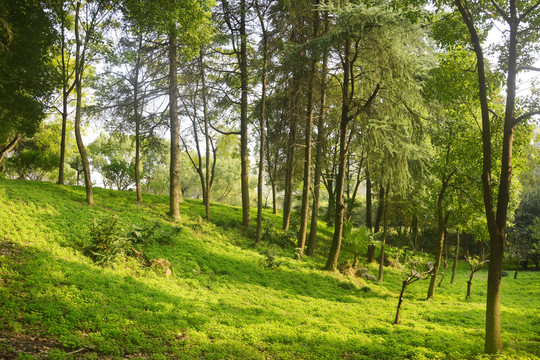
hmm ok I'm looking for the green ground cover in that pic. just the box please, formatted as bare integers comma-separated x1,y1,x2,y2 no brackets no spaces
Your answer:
0,180,538,359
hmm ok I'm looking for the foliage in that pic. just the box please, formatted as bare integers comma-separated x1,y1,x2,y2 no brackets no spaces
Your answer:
83,215,129,267
0,0,58,141
0,180,539,359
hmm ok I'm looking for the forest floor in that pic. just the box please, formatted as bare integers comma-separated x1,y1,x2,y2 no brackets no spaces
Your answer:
0,180,539,360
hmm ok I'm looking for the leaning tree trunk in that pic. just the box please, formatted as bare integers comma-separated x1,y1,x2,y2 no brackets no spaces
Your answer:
73,1,93,206
0,134,21,166
168,31,181,220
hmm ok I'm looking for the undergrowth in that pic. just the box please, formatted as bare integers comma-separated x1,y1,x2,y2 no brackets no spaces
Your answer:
0,180,538,360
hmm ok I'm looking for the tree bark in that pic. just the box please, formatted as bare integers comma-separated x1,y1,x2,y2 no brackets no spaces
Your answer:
454,0,522,352
134,34,143,204
282,81,298,232
378,186,388,282
365,163,373,231
325,36,351,271
168,31,180,220
374,185,385,233
255,0,268,242
74,0,93,206
306,13,328,256
197,49,212,220
0,134,21,166
450,230,460,284
239,0,251,227
298,4,318,254
394,281,407,325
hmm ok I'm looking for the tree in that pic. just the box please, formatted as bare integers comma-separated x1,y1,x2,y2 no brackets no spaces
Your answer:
122,0,213,219
447,0,540,352
0,0,57,166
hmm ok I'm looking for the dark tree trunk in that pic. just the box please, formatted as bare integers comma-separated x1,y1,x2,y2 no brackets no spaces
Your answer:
201,49,211,221
411,215,419,253
367,244,376,263
394,281,407,325
298,4,318,254
378,186,388,282
282,80,299,232
450,230,460,284
239,0,251,228
255,0,268,243
325,36,351,271
374,185,385,233
306,10,328,256
168,31,180,220
365,163,372,230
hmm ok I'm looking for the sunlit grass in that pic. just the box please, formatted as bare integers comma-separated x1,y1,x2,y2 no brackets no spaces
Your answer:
0,180,538,359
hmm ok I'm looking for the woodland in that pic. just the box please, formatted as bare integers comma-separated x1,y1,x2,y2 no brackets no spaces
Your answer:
0,0,539,359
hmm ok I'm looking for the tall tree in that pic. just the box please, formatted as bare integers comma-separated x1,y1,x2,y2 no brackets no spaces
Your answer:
445,0,540,352
0,0,57,167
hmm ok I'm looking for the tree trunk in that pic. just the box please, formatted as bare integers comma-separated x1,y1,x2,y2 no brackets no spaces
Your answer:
0,134,22,166
255,1,268,243
200,49,211,221
374,185,385,233
367,244,376,263
378,186,388,282
450,230,460,284
394,281,407,325
365,163,372,231
411,215,419,253
134,34,143,204
282,82,298,232
168,31,180,220
466,278,472,299
298,5,318,254
239,0,251,228
74,0,93,206
325,36,351,271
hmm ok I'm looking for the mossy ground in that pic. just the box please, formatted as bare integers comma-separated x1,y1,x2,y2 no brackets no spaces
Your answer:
0,180,538,359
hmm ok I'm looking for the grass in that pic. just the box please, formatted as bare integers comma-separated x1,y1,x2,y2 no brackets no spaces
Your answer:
0,179,539,359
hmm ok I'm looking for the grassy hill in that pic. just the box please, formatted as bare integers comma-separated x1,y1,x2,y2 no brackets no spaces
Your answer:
0,180,538,359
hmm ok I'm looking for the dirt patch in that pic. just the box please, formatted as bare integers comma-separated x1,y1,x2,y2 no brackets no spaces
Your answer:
0,329,64,359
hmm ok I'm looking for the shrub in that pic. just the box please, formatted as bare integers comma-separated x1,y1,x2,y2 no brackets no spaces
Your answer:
83,215,129,267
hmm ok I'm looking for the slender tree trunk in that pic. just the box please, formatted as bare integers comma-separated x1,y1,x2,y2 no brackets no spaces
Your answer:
394,281,407,325
255,1,268,242
73,1,93,206
411,215,418,253
374,185,385,233
239,0,251,227
450,230,460,284
306,16,328,256
378,186,388,282
325,36,351,271
282,83,298,232
168,31,180,220
427,195,448,298
58,12,69,185
298,5,318,254
134,35,143,204
200,49,211,221
365,163,372,230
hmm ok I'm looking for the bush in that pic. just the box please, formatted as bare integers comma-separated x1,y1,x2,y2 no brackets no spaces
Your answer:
83,215,129,267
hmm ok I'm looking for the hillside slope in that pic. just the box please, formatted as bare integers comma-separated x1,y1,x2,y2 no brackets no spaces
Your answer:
0,180,538,359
